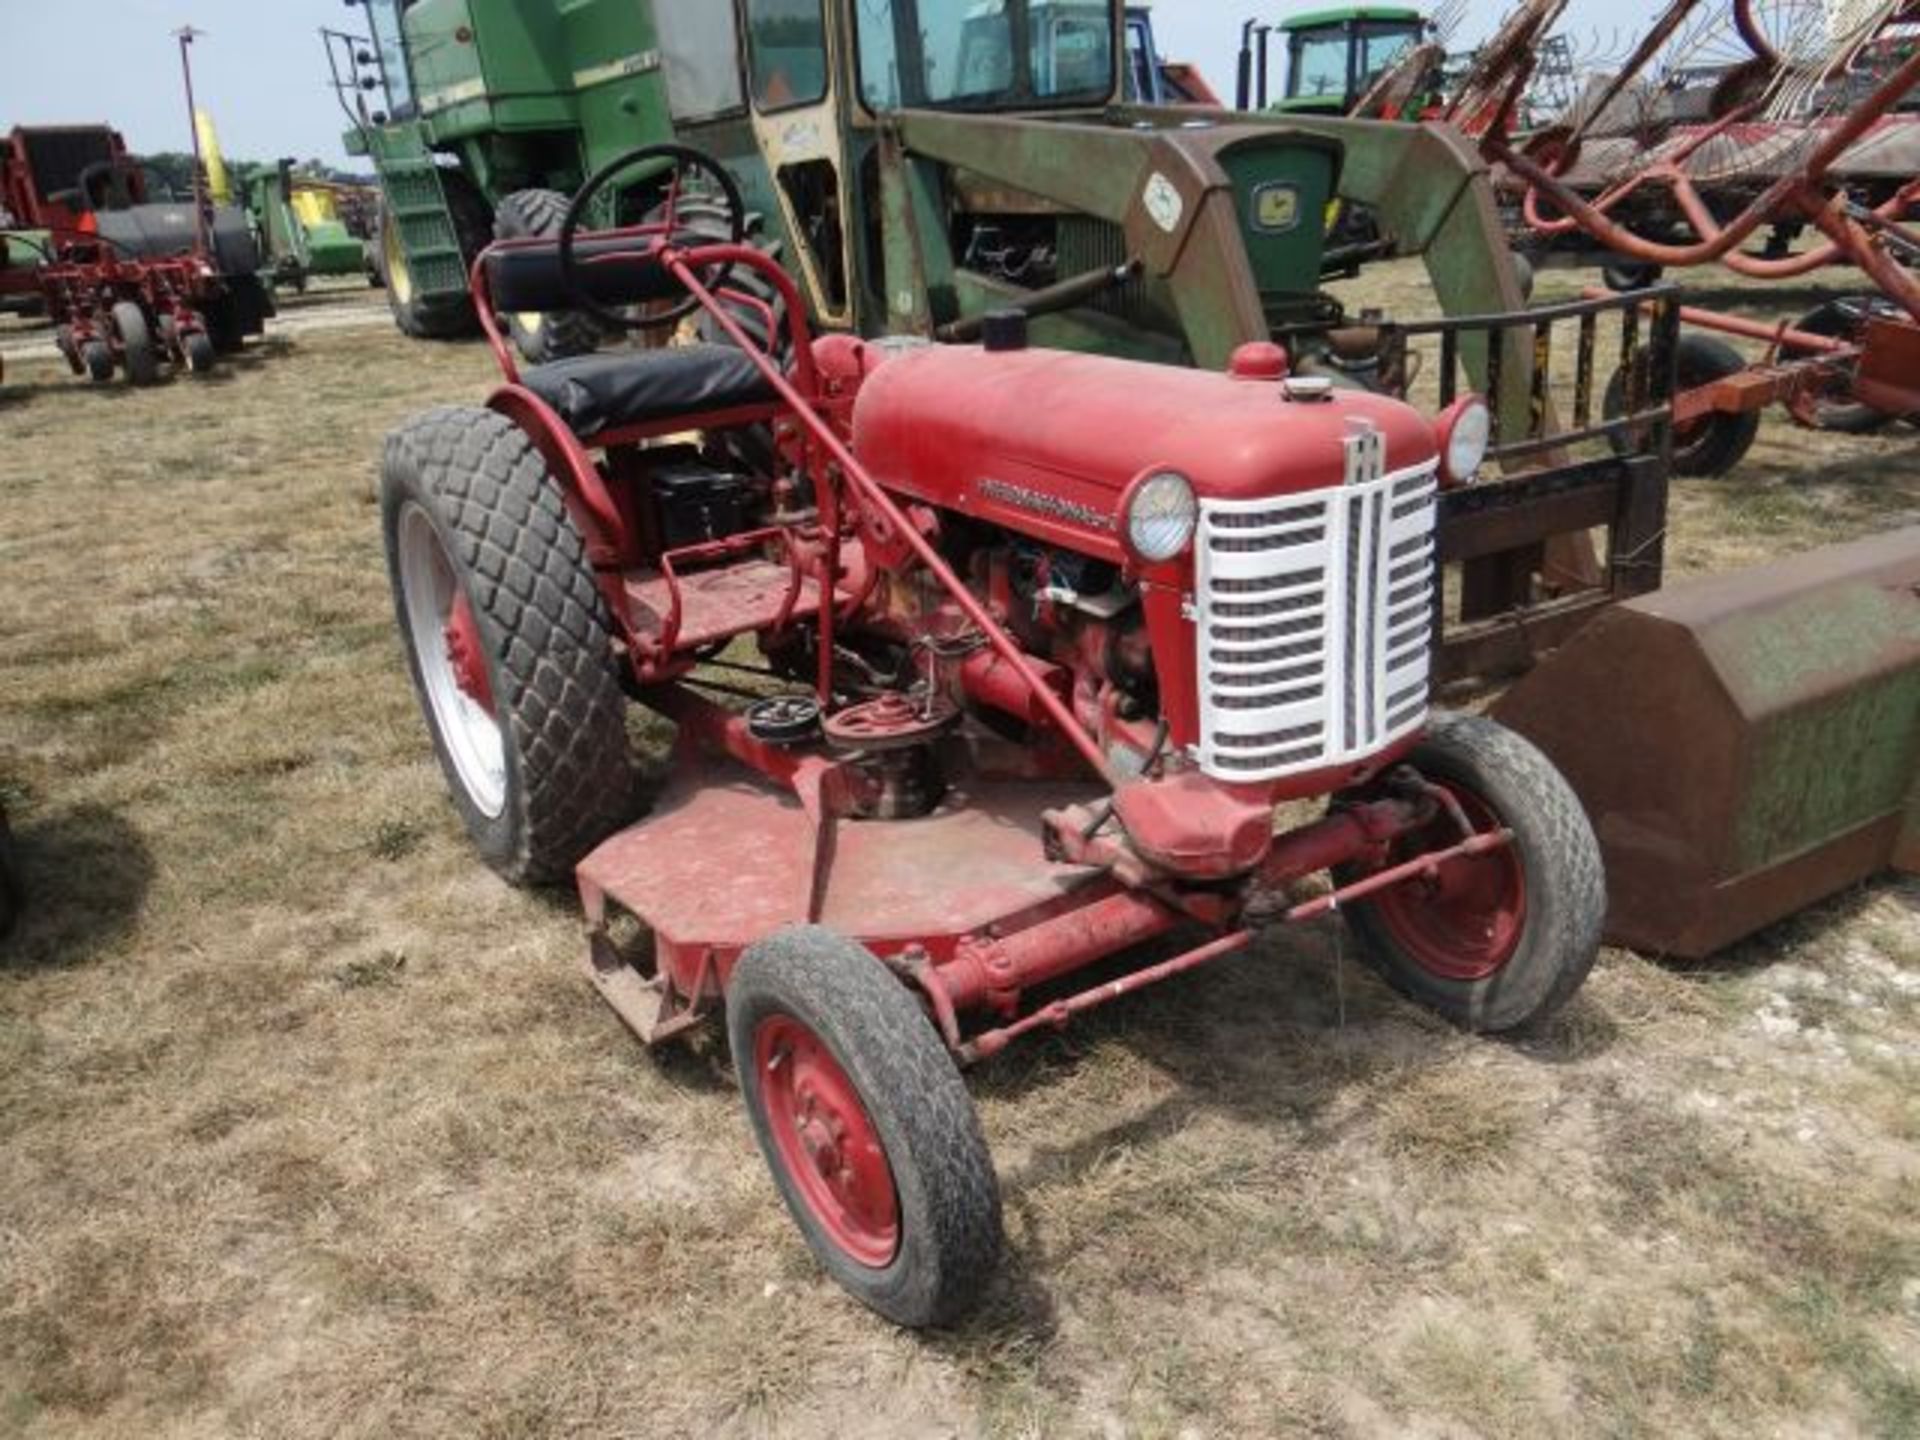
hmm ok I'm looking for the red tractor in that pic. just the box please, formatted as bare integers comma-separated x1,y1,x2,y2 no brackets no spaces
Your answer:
0,125,271,383
381,147,1604,1327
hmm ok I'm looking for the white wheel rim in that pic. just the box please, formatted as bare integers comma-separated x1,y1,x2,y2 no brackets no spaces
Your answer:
398,504,508,819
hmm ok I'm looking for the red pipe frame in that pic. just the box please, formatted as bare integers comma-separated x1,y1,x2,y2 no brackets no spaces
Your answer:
1489,44,1920,323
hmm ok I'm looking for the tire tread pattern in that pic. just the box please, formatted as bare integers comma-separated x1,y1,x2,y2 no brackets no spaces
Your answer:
1342,712,1606,1033
728,927,1002,1329
384,407,634,883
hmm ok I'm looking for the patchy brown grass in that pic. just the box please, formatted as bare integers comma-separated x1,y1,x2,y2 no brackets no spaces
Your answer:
2,266,1919,1438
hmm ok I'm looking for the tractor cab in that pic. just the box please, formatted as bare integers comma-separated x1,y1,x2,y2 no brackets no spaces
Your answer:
1267,5,1430,116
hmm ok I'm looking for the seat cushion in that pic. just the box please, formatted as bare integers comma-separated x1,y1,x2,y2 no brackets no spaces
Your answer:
519,344,777,439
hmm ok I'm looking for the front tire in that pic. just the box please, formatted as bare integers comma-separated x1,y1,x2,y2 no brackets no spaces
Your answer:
1334,713,1604,1033
381,406,636,885
1781,297,1903,434
494,189,605,364
112,301,160,386
728,927,1002,1329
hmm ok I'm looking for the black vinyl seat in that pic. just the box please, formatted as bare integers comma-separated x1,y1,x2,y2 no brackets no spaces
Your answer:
519,344,778,439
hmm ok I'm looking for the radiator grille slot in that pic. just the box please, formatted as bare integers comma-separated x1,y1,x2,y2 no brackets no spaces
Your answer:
1193,461,1436,782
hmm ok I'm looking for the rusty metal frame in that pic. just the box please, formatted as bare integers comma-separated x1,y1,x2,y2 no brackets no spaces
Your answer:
1357,287,1681,680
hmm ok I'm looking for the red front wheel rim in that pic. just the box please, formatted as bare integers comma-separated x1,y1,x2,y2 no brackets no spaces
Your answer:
755,1016,901,1269
1369,782,1527,982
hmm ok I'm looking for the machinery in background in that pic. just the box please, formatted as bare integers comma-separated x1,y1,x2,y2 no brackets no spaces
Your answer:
194,109,373,293
0,122,272,383
1498,527,1920,959
247,162,371,292
0,36,273,383
1235,5,1439,116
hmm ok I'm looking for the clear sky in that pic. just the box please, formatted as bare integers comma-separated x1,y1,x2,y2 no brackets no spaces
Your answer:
4,0,1642,170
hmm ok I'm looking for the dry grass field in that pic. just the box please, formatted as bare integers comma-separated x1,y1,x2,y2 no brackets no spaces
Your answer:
2,266,1919,1439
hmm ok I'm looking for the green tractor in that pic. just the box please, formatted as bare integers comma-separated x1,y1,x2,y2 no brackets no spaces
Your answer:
1235,6,1436,117
325,0,1532,363
247,162,370,292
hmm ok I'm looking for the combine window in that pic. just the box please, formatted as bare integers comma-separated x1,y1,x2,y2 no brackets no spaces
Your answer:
856,0,1116,112
656,0,746,120
1287,29,1351,103
364,0,418,120
745,0,830,112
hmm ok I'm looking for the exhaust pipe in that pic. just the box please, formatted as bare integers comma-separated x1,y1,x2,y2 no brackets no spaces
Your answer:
1237,19,1257,111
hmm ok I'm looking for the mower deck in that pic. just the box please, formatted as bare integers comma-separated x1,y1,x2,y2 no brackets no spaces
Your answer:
577,764,1110,1035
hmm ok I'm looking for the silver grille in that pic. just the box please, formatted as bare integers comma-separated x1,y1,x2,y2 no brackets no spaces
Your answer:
1193,462,1437,781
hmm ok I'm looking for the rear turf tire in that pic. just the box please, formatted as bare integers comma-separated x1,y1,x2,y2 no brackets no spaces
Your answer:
1333,713,1605,1034
494,189,605,364
381,406,636,885
729,927,1002,1329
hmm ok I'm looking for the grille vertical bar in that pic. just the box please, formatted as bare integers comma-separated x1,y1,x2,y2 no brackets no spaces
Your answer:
1195,462,1436,782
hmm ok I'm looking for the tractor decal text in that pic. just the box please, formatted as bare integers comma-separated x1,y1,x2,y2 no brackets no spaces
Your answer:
574,49,662,90
418,78,488,112
978,480,1111,532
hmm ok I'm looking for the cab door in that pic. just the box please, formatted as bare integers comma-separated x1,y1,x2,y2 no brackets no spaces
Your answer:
736,0,854,329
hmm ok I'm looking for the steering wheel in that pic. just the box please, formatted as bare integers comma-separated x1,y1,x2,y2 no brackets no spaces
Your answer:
558,143,748,333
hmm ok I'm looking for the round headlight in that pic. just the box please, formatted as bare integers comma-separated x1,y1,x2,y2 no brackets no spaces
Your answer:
1438,396,1492,487
1123,470,1198,564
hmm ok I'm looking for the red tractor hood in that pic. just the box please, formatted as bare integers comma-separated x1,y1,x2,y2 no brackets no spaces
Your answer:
850,343,1439,560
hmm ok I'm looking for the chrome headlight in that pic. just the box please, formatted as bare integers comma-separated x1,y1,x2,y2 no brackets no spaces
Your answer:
1122,470,1198,564
1437,395,1492,487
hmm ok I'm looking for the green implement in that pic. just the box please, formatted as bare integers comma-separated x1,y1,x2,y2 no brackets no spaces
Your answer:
1496,527,1920,958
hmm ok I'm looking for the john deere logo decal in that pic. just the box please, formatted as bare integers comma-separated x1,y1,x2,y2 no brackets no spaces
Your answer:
1253,183,1302,234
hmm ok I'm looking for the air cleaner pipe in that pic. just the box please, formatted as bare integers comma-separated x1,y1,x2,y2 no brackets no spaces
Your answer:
670,247,1122,786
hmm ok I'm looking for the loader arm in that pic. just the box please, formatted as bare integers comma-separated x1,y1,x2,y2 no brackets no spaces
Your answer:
885,110,1542,450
